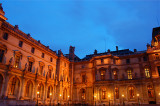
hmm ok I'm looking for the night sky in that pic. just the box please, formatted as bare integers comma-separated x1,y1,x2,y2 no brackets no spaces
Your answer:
1,0,160,58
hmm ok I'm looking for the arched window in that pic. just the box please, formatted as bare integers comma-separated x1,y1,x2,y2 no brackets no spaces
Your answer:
145,68,150,78
127,69,132,79
101,71,105,80
0,49,4,63
129,86,134,99
102,89,106,99
80,89,85,100
37,83,44,99
147,85,154,98
8,77,20,96
25,80,33,98
47,86,53,98
28,57,35,72
0,74,3,94
115,87,119,99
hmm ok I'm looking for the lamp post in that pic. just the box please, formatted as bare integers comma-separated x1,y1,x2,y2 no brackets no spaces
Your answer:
108,95,110,106
137,94,140,106
37,91,39,106
94,96,96,106
50,93,52,106
122,94,124,106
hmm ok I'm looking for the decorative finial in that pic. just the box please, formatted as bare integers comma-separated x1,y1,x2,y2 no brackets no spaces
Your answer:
0,3,3,11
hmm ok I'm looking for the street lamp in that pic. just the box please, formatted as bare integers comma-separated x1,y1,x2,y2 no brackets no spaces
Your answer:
37,91,39,106
50,93,52,106
122,94,125,106
94,96,96,106
137,94,140,106
108,95,111,106
60,94,62,105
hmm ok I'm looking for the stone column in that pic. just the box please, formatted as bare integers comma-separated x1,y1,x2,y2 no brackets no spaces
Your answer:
3,74,9,98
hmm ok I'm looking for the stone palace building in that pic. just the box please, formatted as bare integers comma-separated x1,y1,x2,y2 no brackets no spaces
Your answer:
0,3,160,106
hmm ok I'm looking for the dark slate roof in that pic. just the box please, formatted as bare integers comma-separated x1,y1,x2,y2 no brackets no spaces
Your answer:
80,49,146,61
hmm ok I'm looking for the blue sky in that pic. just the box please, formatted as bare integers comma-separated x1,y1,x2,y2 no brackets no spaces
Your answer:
1,0,160,58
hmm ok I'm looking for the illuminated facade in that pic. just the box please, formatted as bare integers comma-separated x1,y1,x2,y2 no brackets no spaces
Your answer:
0,4,160,105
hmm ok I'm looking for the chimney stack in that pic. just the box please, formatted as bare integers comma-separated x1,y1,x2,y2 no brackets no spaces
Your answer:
69,46,75,61
94,49,97,55
116,46,118,51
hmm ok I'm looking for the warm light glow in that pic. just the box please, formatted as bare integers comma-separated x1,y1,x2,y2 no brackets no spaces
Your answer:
137,94,139,97
94,96,96,98
122,94,124,97
37,91,39,94
68,95,70,98
60,94,61,97
50,93,52,96
159,93,160,95
108,95,110,98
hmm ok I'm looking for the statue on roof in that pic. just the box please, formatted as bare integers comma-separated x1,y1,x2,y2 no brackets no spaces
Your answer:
0,3,3,11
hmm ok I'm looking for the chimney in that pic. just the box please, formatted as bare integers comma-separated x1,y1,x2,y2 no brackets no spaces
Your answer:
116,46,118,51
107,49,110,53
27,33,31,37
14,25,19,30
69,46,75,61
134,49,137,52
58,49,63,56
94,49,97,55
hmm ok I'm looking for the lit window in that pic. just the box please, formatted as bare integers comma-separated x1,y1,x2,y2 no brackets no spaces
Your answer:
113,70,118,80
102,89,106,99
14,56,20,68
81,89,85,100
129,86,134,99
115,87,119,99
101,71,105,80
47,86,53,98
127,69,132,79
37,83,44,99
145,68,150,78
147,85,154,98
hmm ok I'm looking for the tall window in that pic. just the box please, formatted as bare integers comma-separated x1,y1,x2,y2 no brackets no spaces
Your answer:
0,49,4,63
82,75,86,83
48,69,52,78
28,62,33,72
129,86,134,99
157,66,160,76
47,86,53,98
102,89,106,99
8,77,20,96
3,33,8,40
50,57,52,62
39,66,43,75
19,41,23,47
147,85,154,98
145,68,150,78
127,69,132,79
42,53,44,58
14,56,20,68
25,81,33,98
101,59,104,64
101,71,105,80
113,70,118,80
81,89,85,100
115,87,119,99
63,88,67,100
38,83,44,99
31,47,35,54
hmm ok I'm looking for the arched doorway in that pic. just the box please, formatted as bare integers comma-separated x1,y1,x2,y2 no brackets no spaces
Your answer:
37,83,44,99
63,88,67,101
79,88,86,103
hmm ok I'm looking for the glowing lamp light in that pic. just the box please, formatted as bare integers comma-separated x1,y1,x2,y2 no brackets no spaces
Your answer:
94,96,96,98
122,94,124,97
137,94,139,97
159,93,160,96
50,93,52,96
68,95,70,98
108,95,111,98
60,94,61,97
37,91,39,94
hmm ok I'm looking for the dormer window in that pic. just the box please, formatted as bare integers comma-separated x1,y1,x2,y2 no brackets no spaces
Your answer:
42,53,44,58
31,47,35,54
